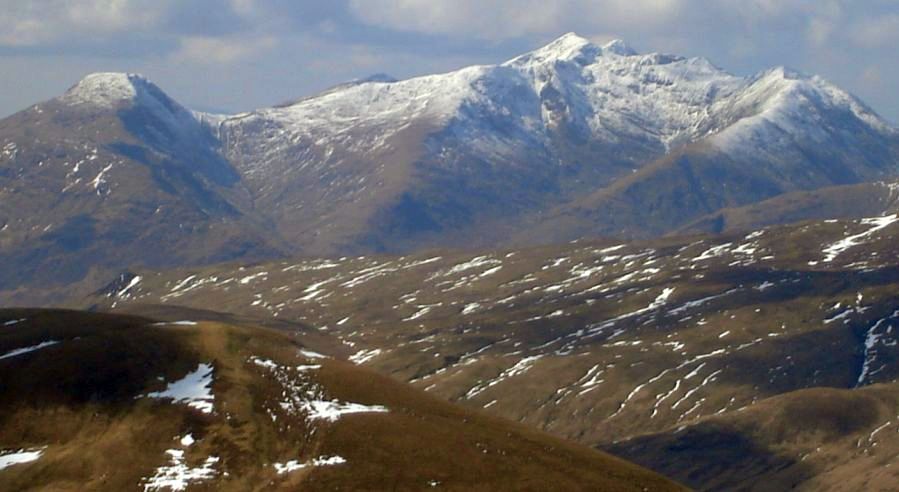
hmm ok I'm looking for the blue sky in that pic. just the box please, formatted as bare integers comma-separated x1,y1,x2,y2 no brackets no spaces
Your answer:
1,0,897,123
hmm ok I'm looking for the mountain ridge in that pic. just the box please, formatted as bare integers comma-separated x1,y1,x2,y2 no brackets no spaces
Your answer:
2,32,898,304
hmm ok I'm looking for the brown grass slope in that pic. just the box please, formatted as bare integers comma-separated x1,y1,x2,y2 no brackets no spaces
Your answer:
516,134,899,244
609,384,899,491
676,180,899,236
0,308,683,491
86,214,899,490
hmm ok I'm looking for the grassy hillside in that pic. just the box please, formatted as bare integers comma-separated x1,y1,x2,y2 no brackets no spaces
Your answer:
609,384,899,491
677,180,899,236
85,214,899,490
0,309,683,491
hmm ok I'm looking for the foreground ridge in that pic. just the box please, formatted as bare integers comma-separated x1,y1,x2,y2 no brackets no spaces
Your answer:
0,309,683,491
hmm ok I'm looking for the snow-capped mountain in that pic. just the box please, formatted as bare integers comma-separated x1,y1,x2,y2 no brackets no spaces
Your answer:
218,33,891,171
60,73,240,186
61,72,190,116
1,33,897,302
207,32,897,251
0,73,282,302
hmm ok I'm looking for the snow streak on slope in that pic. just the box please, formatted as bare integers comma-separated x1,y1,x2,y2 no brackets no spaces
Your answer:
0,340,60,360
818,215,899,263
273,455,347,475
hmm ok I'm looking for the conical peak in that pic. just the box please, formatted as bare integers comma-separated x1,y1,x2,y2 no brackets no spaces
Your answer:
63,72,154,107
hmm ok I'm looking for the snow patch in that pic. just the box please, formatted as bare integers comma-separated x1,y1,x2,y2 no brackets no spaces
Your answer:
143,450,219,491
251,358,388,424
461,303,482,315
818,215,898,263
273,455,346,474
0,340,60,360
116,275,141,298
0,448,45,470
146,363,215,414
299,349,327,359
856,313,897,386
303,400,389,423
348,348,382,364
466,355,544,399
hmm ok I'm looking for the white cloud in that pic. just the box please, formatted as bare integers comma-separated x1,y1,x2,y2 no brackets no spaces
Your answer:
806,17,835,46
348,0,685,40
345,0,864,48
717,0,810,19
0,0,168,46
860,66,883,88
851,14,899,47
0,0,895,124
229,0,260,17
173,35,276,65
348,0,556,39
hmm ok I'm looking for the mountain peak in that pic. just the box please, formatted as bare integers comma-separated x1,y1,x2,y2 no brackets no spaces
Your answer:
508,33,641,67
58,72,210,149
602,39,638,56
506,32,599,66
541,33,638,57
550,32,592,48
539,32,596,58
62,72,157,108
759,66,804,81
